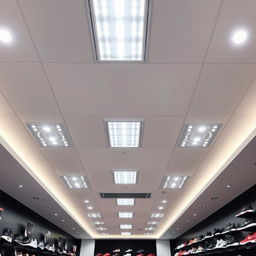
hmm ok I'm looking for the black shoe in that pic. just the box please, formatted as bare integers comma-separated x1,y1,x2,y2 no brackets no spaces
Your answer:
222,223,236,234
1,227,12,242
199,235,204,241
204,231,213,239
213,228,222,236
226,236,239,247
237,219,256,230
236,204,255,217
14,234,32,245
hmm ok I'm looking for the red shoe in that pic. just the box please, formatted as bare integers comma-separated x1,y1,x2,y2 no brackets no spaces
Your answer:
240,232,256,245
103,253,111,256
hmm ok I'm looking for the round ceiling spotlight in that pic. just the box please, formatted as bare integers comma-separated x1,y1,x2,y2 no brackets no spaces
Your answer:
0,28,12,44
231,28,249,46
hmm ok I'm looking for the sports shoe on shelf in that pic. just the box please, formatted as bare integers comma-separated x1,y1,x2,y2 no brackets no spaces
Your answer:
207,241,217,250
38,240,45,250
137,249,144,253
237,218,256,230
1,227,12,243
28,239,38,248
215,239,227,249
14,234,31,245
236,204,255,217
113,249,121,253
195,246,204,253
136,253,144,256
222,223,237,234
204,231,212,239
124,254,131,256
112,253,119,256
103,253,111,256
96,253,103,256
226,236,239,247
240,232,256,245
213,228,222,236
125,249,133,253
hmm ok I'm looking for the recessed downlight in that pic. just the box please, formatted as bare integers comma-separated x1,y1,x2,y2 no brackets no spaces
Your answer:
18,184,23,188
231,28,248,45
84,200,90,204
88,0,150,61
158,206,164,210
87,206,93,210
161,200,167,204
0,28,12,44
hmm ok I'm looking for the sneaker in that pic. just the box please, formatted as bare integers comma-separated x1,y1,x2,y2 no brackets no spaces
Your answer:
236,204,255,217
112,254,119,256
215,239,227,248
222,223,236,234
204,232,212,239
103,253,111,256
113,249,120,253
28,239,38,248
136,254,144,256
195,246,204,253
226,236,239,247
137,250,144,253
240,233,256,245
237,219,256,230
14,234,31,245
38,241,45,250
96,254,103,256
125,249,133,253
124,254,131,256
213,228,222,236
1,228,12,242
207,241,216,250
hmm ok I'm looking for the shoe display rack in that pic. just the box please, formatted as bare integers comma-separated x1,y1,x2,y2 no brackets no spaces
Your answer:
173,205,256,256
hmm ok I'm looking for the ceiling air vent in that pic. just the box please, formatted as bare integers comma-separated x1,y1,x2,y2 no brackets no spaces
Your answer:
99,193,151,199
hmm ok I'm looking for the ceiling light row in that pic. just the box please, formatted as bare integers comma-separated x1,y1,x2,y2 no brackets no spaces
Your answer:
163,176,188,189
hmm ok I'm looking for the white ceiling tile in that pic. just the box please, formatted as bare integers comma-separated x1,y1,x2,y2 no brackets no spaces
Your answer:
206,0,256,63
0,92,14,115
18,0,93,62
0,63,60,115
45,63,201,116
149,0,222,63
41,148,85,174
166,148,208,175
0,0,38,61
78,148,172,170
188,64,256,117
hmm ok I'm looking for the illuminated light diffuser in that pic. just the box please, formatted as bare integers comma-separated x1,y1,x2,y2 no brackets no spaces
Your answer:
178,124,221,148
88,0,149,61
151,213,164,218
113,170,138,184
117,198,135,205
121,232,131,235
120,224,132,229
105,120,143,147
27,123,71,147
119,212,133,218
88,213,101,218
163,176,188,189
61,176,89,189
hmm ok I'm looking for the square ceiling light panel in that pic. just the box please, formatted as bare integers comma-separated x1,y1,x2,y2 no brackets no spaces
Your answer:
163,176,188,189
88,213,101,218
88,0,150,61
177,124,222,148
105,120,143,147
113,170,138,184
27,123,71,147
119,212,133,218
117,198,135,205
121,232,131,235
151,213,164,218
120,224,132,229
61,176,89,189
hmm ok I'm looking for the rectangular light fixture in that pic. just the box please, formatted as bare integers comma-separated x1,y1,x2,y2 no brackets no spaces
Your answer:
96,227,107,231
119,212,133,218
94,221,104,225
27,123,71,147
163,176,188,189
101,233,109,235
178,123,222,148
121,232,131,235
61,176,89,189
145,227,155,231
113,170,138,184
120,224,132,229
117,198,135,205
151,213,164,218
105,120,143,147
88,213,101,218
88,0,149,61
148,221,158,225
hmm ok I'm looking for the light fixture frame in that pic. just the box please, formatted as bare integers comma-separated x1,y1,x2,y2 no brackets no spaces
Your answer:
86,0,151,63
104,119,144,148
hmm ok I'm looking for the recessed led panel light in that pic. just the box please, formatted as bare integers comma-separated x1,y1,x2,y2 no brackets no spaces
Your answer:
145,226,155,231
120,224,132,229
113,170,138,184
177,124,221,148
117,198,135,205
94,221,104,225
121,232,131,235
119,212,133,218
148,221,158,225
27,123,71,147
158,206,164,210
88,0,149,61
0,28,12,44
151,213,164,218
88,213,101,218
105,120,143,147
162,176,188,189
61,176,89,189
96,227,107,231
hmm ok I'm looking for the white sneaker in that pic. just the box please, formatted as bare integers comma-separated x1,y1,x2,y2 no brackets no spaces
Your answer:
215,239,227,249
28,239,38,248
125,249,133,253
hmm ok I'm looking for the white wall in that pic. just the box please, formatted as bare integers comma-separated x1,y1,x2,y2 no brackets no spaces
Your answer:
80,240,95,256
156,240,171,256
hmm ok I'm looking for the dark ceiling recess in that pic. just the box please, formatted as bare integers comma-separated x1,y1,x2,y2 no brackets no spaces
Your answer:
99,193,151,199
